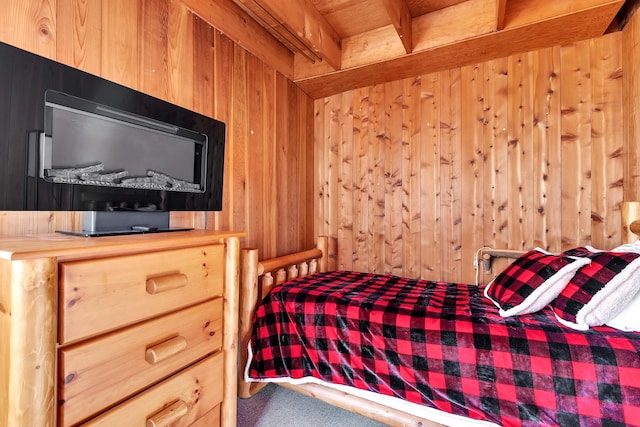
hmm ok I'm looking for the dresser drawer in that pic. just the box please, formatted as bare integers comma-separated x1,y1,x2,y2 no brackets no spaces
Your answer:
59,298,223,426
59,244,224,343
82,353,223,427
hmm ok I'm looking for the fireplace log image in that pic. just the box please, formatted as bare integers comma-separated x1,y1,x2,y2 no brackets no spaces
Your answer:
46,163,106,179
45,163,202,193
80,170,130,182
121,170,201,192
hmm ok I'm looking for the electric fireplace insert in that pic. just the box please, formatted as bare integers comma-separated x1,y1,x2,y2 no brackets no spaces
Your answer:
0,41,226,235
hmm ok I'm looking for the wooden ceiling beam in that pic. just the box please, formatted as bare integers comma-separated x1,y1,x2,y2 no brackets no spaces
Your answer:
412,0,496,52
294,0,624,98
296,0,496,78
504,0,623,27
380,0,413,53
228,0,325,64
179,0,294,78
235,0,342,70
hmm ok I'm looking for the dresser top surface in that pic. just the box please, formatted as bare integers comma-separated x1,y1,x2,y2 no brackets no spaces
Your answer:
0,229,244,261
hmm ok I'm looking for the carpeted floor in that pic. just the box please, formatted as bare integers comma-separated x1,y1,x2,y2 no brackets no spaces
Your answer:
237,383,388,426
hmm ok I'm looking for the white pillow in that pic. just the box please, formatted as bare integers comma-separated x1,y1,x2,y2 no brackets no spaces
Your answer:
606,284,640,332
612,240,640,254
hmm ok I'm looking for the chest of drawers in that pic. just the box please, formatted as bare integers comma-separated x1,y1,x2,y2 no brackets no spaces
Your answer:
0,230,242,427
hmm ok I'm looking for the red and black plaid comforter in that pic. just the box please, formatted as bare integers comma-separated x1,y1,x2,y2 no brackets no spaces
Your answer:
247,270,640,426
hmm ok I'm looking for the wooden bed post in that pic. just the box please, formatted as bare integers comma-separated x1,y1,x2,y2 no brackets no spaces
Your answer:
317,236,329,272
238,248,261,398
621,201,640,244
223,236,240,427
238,238,328,399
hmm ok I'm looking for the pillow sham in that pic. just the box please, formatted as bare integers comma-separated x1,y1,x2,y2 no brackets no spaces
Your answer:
551,246,640,330
612,239,640,254
484,248,591,317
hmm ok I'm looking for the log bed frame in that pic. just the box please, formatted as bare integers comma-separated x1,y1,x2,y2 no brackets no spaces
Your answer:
237,202,640,427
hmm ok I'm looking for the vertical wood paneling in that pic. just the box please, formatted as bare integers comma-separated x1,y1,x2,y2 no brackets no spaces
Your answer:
546,47,563,252
460,64,485,284
370,84,386,274
276,79,303,256
0,212,55,235
507,53,533,251
316,32,626,281
591,38,609,249
326,94,341,267
314,97,327,241
246,54,265,251
623,10,640,202
192,16,215,117
385,80,403,276
420,72,441,278
484,59,509,251
531,47,561,251
338,91,354,270
604,33,623,244
260,63,276,258
591,35,624,249
352,87,370,272
402,77,421,279
167,0,193,109
300,89,315,250
560,41,592,249
54,212,84,234
0,0,56,59
440,69,462,282
57,0,102,74
139,0,169,101
231,45,248,235
101,0,139,89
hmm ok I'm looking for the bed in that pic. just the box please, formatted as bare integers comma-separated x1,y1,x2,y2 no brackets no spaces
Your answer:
238,207,640,426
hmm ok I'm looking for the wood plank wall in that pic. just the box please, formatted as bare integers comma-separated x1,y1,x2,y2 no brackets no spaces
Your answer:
0,0,314,258
315,32,625,284
624,5,640,203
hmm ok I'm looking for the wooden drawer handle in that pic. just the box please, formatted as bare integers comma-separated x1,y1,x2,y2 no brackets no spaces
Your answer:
146,273,188,294
145,336,188,365
146,399,188,427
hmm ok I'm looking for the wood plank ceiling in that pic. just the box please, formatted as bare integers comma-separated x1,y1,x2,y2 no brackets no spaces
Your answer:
221,0,628,98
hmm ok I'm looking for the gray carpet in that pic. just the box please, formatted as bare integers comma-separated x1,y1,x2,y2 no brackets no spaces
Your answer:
237,383,388,426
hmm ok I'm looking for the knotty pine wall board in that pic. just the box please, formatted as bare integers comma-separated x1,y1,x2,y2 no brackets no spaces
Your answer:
315,33,625,284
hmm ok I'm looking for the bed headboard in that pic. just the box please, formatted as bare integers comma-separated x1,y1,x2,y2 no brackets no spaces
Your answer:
479,201,640,279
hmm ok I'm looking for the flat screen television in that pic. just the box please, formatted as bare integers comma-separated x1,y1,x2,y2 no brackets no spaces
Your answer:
0,41,226,235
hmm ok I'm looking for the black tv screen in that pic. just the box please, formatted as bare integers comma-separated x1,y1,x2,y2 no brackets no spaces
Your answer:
0,41,225,211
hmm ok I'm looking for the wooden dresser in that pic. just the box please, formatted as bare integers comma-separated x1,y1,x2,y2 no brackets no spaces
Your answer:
0,230,242,427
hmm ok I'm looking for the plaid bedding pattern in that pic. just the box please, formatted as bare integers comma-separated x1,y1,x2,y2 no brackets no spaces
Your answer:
247,270,640,427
